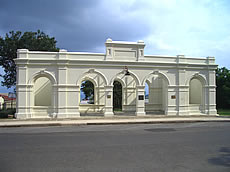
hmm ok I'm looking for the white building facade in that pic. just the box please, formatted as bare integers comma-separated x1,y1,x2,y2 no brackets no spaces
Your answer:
15,39,218,119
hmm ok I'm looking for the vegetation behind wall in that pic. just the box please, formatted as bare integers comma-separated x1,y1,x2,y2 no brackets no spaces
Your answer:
0,108,16,118
216,67,230,109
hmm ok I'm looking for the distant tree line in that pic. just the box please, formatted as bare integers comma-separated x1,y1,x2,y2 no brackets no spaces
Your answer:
216,67,230,109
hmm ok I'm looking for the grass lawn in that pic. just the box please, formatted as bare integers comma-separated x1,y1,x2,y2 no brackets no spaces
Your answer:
113,108,122,112
217,109,230,116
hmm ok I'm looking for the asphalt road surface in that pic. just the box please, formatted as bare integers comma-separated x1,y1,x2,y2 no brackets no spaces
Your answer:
0,122,229,172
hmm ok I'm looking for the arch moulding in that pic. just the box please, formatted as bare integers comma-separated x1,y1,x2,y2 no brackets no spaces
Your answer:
76,69,108,87
28,70,57,85
109,70,141,86
141,71,170,86
185,72,207,86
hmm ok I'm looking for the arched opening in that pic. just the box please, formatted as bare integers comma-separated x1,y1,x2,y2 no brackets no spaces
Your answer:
113,81,122,111
189,78,202,104
34,76,52,106
32,76,54,118
144,73,168,115
80,80,94,104
78,72,107,115
110,70,139,114
189,77,204,114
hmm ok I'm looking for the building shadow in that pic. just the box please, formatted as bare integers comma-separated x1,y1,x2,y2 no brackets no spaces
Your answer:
80,113,104,117
208,147,230,167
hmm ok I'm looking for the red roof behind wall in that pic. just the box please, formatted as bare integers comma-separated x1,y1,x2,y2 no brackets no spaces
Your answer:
0,94,16,101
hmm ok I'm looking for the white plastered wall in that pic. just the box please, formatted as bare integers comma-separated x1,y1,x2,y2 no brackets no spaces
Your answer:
14,39,218,119
0,97,4,109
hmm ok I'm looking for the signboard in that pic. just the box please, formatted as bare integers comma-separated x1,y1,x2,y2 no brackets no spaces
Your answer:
171,95,176,99
107,95,111,98
138,95,144,100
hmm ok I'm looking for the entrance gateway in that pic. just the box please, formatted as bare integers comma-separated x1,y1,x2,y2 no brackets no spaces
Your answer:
15,38,218,119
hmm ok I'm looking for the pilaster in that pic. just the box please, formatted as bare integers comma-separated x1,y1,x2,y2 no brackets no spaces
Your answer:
176,55,189,115
137,40,145,61
57,49,69,118
206,69,217,115
135,86,146,116
165,86,177,116
105,38,113,60
15,49,30,119
104,86,114,116
65,85,80,118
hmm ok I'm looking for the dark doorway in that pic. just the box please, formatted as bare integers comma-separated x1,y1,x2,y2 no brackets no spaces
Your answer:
113,81,122,111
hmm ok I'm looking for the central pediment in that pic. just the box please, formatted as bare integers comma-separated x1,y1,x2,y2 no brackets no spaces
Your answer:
105,38,145,61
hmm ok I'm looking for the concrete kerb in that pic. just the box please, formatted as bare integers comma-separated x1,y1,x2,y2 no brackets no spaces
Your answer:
0,116,230,127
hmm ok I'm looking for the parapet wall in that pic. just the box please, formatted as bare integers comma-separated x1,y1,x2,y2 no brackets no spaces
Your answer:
16,38,216,67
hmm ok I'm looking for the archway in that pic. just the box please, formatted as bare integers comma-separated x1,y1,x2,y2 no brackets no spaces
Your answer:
34,76,52,106
109,69,140,115
80,80,95,105
189,78,202,104
79,78,98,114
113,81,122,111
110,70,139,114
189,77,204,114
143,72,169,115
77,71,106,115
32,76,54,117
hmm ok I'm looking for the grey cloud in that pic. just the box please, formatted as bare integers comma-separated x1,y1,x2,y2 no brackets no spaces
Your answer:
0,0,152,52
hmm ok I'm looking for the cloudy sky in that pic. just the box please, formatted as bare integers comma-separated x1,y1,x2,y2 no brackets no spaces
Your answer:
0,0,230,92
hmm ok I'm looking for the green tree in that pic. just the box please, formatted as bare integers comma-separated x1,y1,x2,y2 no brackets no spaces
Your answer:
0,30,59,89
81,81,94,102
216,67,230,109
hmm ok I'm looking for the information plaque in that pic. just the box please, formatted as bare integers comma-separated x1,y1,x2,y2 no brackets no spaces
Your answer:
138,95,144,100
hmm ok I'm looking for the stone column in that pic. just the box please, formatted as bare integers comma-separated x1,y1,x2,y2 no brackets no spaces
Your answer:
16,84,29,119
165,86,177,116
15,49,29,119
26,84,33,118
177,85,190,116
57,49,68,118
135,85,146,116
104,86,114,116
65,85,80,118
207,70,217,115
176,55,189,115
56,85,67,118
51,85,58,117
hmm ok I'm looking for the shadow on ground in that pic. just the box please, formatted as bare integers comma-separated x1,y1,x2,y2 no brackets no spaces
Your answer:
80,111,165,117
208,147,230,167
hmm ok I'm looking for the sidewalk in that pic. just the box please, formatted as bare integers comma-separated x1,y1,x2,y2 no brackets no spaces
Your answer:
0,115,230,127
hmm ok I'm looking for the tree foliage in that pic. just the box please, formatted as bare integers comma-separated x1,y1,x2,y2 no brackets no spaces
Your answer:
81,81,94,101
216,67,230,109
0,30,59,88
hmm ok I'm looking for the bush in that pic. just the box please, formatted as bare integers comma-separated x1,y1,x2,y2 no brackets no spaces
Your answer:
0,108,16,118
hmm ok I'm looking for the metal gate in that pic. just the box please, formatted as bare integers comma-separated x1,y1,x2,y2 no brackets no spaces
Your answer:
113,81,122,111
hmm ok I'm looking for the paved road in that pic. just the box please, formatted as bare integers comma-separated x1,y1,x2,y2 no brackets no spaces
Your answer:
0,122,229,172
